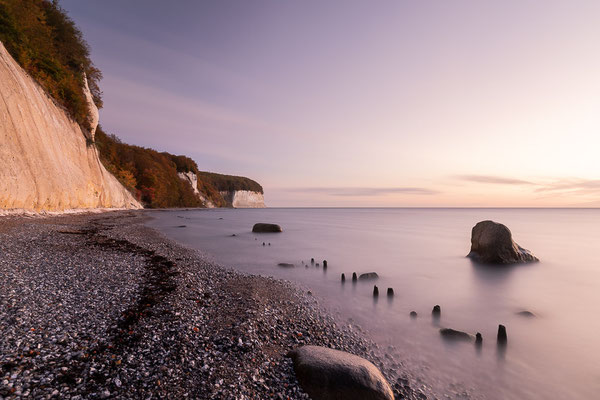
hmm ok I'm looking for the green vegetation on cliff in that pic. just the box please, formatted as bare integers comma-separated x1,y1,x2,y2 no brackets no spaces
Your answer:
0,0,101,130
197,172,263,194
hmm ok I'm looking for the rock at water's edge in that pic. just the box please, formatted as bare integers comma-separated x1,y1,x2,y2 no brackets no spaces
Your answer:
252,223,282,233
516,310,536,318
288,345,394,400
358,272,379,281
439,328,474,342
467,220,538,264
277,263,295,268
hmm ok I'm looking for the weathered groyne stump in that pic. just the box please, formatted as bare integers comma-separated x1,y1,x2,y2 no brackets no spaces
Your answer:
467,220,538,264
252,223,282,233
432,305,441,319
373,286,379,297
475,332,483,346
288,346,394,400
497,324,508,345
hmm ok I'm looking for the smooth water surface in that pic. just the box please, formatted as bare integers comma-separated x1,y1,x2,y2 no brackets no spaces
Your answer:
148,208,600,399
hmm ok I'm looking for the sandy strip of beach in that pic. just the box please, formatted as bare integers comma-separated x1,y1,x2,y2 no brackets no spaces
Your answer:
0,211,424,399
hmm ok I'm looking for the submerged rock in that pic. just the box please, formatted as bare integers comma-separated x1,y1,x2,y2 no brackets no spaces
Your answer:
288,345,394,400
410,311,418,318
467,220,538,264
277,263,295,268
358,272,379,281
516,310,536,318
252,223,282,233
439,328,473,342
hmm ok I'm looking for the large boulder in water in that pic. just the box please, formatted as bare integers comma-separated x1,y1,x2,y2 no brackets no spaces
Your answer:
288,346,394,400
467,220,538,264
252,223,282,233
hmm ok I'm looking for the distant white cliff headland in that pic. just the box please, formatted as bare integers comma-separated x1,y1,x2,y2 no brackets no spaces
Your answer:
177,171,265,208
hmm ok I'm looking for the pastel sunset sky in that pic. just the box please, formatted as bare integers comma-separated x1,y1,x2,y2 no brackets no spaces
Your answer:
61,0,600,207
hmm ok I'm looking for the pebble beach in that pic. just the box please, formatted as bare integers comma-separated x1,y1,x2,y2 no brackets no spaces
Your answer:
0,211,425,399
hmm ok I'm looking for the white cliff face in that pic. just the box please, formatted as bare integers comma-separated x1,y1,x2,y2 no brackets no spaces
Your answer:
0,42,141,212
177,172,215,208
82,72,99,140
220,190,266,208
177,172,199,195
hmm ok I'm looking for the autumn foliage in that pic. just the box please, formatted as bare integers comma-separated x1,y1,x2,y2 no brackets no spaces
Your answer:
0,0,102,130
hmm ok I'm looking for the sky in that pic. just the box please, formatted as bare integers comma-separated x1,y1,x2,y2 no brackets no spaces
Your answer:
60,0,600,207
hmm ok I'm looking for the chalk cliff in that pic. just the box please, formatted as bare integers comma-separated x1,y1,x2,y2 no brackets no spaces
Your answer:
220,190,266,208
0,42,141,212
177,171,265,208
177,172,216,208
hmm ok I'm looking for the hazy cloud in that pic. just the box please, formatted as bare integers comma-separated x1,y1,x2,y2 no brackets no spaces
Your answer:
455,175,535,185
284,187,439,197
535,179,600,194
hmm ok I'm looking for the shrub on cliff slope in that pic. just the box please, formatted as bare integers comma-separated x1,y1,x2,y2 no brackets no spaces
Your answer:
197,172,263,194
0,0,101,129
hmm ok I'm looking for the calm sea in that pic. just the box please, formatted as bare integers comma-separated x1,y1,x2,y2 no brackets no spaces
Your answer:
147,208,600,400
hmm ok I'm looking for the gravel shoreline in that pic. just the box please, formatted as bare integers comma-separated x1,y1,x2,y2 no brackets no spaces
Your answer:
0,211,426,399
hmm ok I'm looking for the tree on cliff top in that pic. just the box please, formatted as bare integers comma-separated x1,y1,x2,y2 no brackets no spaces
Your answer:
0,0,102,129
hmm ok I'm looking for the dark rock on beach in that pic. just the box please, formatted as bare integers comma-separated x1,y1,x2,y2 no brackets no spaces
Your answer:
359,272,379,281
467,220,538,264
288,345,394,400
252,223,283,233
